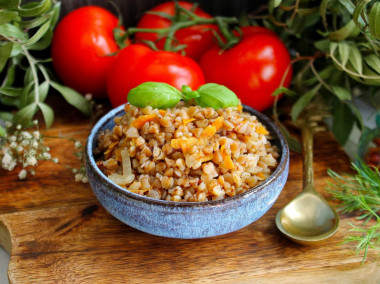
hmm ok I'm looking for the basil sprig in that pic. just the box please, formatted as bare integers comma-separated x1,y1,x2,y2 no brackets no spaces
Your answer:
127,82,239,109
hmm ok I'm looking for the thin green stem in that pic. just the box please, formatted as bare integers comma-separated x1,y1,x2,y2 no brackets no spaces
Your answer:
38,64,50,83
22,46,39,104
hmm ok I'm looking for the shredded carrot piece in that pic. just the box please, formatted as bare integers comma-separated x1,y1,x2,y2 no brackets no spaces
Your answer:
237,104,243,112
171,137,198,154
257,125,269,135
183,118,195,125
131,114,157,129
257,172,265,179
104,141,118,158
201,125,216,137
212,117,224,132
158,110,166,116
220,145,235,170
197,154,213,163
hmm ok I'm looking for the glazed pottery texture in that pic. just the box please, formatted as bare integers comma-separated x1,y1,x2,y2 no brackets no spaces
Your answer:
85,104,289,239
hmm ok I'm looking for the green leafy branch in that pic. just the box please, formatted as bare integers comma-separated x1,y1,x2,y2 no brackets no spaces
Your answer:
326,161,380,264
0,0,91,132
260,0,380,154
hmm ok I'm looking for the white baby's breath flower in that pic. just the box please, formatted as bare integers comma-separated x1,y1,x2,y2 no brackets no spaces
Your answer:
84,94,93,101
16,124,21,130
72,168,78,174
5,121,12,128
52,158,59,164
21,131,32,139
21,140,30,147
31,140,39,148
32,120,38,125
42,152,51,160
75,173,83,182
27,156,37,166
29,169,35,176
16,146,23,153
9,135,16,142
2,153,16,171
10,141,17,149
18,169,27,180
81,176,88,183
32,131,40,139
74,141,82,149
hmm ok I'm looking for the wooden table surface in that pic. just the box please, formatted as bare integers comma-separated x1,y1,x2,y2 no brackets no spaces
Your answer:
0,97,379,283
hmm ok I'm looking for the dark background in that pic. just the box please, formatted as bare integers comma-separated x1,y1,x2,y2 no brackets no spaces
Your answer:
59,0,266,25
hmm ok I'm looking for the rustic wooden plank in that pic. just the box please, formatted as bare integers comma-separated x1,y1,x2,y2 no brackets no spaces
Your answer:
0,96,379,283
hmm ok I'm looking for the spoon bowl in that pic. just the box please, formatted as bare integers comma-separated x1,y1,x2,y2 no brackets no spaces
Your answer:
275,123,340,245
275,185,340,245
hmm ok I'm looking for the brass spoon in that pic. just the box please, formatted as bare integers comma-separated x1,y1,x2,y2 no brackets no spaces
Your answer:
275,125,340,245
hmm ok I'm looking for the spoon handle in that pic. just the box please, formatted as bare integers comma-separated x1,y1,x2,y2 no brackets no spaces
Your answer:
301,126,314,191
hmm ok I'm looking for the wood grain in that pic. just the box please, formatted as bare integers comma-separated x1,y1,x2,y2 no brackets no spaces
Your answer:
1,97,379,283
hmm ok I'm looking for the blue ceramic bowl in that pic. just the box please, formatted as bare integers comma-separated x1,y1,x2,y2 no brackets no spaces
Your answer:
85,105,289,239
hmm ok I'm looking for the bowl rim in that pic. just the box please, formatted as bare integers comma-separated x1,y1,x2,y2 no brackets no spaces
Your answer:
85,104,289,208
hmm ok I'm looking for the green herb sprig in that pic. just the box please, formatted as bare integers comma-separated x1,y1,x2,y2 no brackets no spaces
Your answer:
326,161,380,264
0,0,91,133
127,82,239,109
255,0,380,155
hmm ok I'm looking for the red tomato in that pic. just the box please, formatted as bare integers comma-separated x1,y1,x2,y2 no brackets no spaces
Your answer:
135,1,216,61
51,6,123,98
107,44,205,107
200,28,292,111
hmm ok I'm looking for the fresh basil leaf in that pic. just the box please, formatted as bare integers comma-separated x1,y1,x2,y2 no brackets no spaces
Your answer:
181,85,200,100
331,85,352,101
0,42,13,73
50,81,92,116
332,101,354,145
17,0,51,17
13,103,38,126
0,10,18,25
38,102,54,128
128,82,182,109
369,2,380,39
195,83,239,109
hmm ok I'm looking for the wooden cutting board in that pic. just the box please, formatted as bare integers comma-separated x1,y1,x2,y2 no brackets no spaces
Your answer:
0,97,379,283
